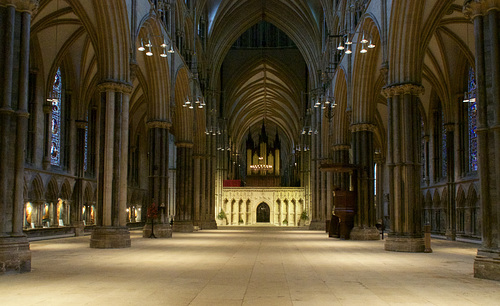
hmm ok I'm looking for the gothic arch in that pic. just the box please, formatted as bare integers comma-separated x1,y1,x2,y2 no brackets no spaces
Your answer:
331,68,350,146
457,187,466,208
135,16,171,121
466,184,478,208
207,2,322,90
60,179,73,200
29,175,44,201
351,17,383,124
45,177,59,202
83,183,94,204
172,67,193,142
227,58,303,149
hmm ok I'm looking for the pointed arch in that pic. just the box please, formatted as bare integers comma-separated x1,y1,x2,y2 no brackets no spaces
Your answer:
60,180,73,200
351,17,383,124
46,177,59,202
172,67,193,142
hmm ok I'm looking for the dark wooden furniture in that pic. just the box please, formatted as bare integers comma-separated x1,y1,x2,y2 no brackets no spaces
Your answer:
333,190,356,239
319,163,358,240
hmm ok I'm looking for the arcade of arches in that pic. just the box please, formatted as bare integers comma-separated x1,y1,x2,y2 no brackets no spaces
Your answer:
0,0,500,282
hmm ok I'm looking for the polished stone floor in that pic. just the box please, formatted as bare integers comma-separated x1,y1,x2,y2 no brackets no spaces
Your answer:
1,228,500,305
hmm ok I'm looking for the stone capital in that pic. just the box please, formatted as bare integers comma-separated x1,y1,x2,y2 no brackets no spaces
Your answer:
16,110,30,118
382,83,425,98
97,81,133,94
464,0,500,19
332,144,350,151
444,122,455,132
0,107,14,115
75,120,88,129
146,120,171,130
350,123,376,133
42,104,52,114
175,141,194,148
0,0,38,12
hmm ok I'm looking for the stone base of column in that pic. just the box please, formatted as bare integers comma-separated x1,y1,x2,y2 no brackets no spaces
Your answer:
474,249,500,281
0,236,31,274
350,227,380,240
309,220,326,231
72,221,85,237
90,227,131,249
385,235,425,252
143,223,172,238
201,220,218,230
445,229,456,241
172,221,194,233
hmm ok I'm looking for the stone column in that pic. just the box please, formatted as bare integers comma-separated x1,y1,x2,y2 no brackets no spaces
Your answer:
444,123,456,240
72,120,87,236
374,155,385,225
143,121,172,238
320,169,326,223
326,171,333,220
209,139,217,228
33,201,44,229
193,155,202,228
0,1,37,274
464,0,500,281
199,155,206,227
383,84,425,252
173,142,194,232
90,82,132,248
234,200,240,224
287,200,291,226
241,200,245,224
50,200,58,227
350,124,379,240
309,109,320,230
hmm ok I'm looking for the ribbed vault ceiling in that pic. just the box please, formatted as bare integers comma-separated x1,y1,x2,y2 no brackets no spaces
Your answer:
226,58,303,152
206,0,321,155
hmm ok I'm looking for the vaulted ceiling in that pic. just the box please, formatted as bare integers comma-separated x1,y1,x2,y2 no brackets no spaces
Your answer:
202,0,323,154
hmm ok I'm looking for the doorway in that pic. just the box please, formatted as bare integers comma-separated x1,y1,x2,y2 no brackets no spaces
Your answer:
257,203,270,223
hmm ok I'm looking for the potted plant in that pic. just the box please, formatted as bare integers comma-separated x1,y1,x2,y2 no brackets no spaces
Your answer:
239,218,244,225
217,209,228,225
147,203,159,238
283,219,288,226
300,211,309,226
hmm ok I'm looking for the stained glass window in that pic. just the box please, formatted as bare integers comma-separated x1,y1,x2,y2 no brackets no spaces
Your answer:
441,111,447,179
421,116,425,179
467,67,478,172
50,68,62,166
84,116,88,172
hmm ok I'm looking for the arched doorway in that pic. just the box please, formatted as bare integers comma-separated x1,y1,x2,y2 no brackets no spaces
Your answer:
257,203,270,223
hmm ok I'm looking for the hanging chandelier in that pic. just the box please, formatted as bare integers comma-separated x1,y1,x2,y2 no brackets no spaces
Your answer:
336,32,375,55
138,34,174,58
250,157,273,171
250,155,273,171
250,164,273,171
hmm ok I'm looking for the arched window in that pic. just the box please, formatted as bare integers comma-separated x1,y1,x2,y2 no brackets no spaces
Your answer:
50,68,62,166
466,67,478,172
459,66,478,174
433,100,446,181
85,105,98,177
84,115,88,172
420,114,427,181
441,111,447,179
